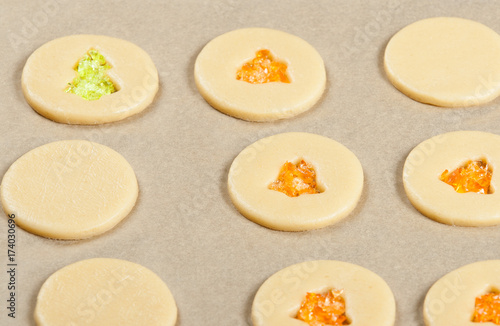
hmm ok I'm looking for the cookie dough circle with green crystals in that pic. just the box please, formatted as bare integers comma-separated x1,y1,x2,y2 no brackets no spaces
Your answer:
384,17,500,107
195,28,326,121
403,131,500,226
22,34,159,124
0,140,138,239
252,260,396,326
228,132,363,231
35,258,177,326
423,260,500,326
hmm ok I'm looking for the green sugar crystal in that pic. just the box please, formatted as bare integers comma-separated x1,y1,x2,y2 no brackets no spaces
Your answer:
66,49,116,101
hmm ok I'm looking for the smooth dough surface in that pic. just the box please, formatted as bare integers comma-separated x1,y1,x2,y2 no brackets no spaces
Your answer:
195,28,326,121
228,132,363,231
22,34,159,124
403,131,500,226
0,140,138,239
424,260,500,326
252,260,396,326
35,258,177,326
384,17,500,107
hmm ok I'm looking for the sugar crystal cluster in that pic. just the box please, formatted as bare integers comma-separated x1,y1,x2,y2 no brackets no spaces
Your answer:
236,49,290,84
296,289,349,326
268,160,319,197
66,49,116,100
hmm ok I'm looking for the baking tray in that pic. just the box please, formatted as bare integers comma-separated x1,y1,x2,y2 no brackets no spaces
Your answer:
1,1,500,325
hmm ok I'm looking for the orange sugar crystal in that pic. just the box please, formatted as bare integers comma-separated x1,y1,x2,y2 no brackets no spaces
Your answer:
236,49,290,84
296,289,349,326
472,292,500,324
440,160,492,194
268,160,319,197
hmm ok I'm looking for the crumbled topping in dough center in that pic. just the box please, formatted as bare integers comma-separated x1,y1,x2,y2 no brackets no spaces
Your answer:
440,160,492,194
66,49,116,100
236,49,290,84
268,160,319,197
296,289,349,326
473,292,500,324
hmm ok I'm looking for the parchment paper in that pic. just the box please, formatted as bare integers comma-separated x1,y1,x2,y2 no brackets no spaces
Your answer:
1,1,500,325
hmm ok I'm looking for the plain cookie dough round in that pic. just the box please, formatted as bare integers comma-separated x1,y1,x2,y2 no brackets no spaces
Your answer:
0,140,138,239
384,17,500,107
22,34,159,124
194,28,326,121
34,258,177,326
252,260,396,326
403,131,500,226
424,260,500,326
228,132,363,231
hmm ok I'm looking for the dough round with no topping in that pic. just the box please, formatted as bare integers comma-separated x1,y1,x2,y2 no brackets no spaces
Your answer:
0,140,138,239
228,132,363,231
34,258,177,326
384,17,500,107
22,34,159,124
424,260,500,326
403,131,500,226
194,28,326,121
252,260,396,326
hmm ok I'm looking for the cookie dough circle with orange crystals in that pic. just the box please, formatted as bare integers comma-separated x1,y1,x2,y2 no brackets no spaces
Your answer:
424,260,500,326
194,28,326,121
22,34,159,124
0,140,138,239
252,260,396,326
35,258,177,326
403,131,500,226
384,17,500,107
228,132,363,231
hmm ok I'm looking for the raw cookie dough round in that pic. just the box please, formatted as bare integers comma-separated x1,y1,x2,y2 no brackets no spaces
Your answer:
0,140,138,239
194,28,326,121
384,17,500,107
403,131,500,226
423,260,500,326
34,258,177,326
22,34,159,124
228,132,363,231
252,260,396,326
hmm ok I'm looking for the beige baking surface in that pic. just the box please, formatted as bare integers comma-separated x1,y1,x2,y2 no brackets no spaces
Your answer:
34,258,177,326
2,1,500,326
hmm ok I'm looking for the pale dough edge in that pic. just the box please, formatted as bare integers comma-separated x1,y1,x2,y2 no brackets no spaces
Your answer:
34,258,177,326
194,28,326,122
423,260,500,326
251,260,396,326
228,179,362,231
194,68,326,122
21,34,159,125
384,17,500,107
228,132,364,231
402,131,500,226
0,140,139,239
